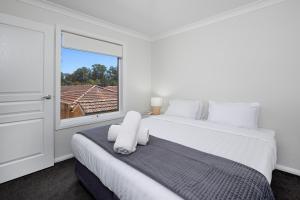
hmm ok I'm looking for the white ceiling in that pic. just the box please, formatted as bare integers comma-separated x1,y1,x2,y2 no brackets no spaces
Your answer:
47,0,259,36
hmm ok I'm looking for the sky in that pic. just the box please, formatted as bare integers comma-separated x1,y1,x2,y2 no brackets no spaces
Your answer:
61,48,118,74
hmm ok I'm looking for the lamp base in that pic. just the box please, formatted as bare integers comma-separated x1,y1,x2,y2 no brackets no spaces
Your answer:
151,106,161,115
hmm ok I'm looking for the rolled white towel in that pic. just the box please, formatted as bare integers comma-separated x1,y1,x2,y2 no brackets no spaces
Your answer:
108,125,149,145
107,125,120,142
137,127,150,145
113,111,141,154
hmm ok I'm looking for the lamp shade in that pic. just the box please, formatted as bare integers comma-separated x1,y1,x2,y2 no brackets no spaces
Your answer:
151,97,163,107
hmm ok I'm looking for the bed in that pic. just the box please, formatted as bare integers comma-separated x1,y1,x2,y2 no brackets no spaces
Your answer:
72,115,277,200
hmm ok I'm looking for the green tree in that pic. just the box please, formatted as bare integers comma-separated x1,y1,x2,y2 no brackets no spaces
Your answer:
61,72,65,85
91,64,106,86
106,66,118,86
61,72,73,85
64,73,73,85
72,67,91,84
61,64,118,86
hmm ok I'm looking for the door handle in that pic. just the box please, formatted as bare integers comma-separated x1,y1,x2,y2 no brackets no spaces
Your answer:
42,95,52,100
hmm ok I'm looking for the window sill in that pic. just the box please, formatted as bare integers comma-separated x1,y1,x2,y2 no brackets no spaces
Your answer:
56,111,125,130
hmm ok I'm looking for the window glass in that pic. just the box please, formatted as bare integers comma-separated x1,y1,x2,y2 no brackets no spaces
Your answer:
60,48,119,120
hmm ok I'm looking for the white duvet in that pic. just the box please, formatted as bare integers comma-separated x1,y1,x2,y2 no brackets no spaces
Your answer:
71,115,277,200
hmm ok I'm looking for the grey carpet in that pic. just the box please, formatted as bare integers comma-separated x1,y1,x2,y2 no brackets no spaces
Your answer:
0,158,299,200
0,159,93,200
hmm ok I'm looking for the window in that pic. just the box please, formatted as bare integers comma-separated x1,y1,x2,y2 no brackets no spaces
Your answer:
56,30,124,129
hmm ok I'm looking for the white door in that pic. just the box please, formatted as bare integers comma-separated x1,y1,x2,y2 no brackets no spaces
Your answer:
0,13,54,183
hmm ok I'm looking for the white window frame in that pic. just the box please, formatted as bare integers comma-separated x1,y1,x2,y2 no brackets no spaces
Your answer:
55,25,126,130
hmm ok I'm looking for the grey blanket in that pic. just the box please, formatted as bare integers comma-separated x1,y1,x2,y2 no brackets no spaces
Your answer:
78,126,274,200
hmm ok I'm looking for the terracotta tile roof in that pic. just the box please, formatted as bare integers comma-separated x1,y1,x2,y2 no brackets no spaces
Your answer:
104,86,118,92
61,85,94,105
61,85,118,114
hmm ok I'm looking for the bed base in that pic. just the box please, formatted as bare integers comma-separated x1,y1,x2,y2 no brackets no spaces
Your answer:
75,159,119,200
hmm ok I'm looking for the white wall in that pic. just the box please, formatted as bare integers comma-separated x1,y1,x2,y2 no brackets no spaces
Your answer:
151,0,300,171
0,0,151,160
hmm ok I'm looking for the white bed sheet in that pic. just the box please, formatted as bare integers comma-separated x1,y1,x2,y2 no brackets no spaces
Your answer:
71,115,277,200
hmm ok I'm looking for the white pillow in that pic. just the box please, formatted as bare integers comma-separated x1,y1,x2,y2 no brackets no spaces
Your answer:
207,101,260,129
165,99,201,119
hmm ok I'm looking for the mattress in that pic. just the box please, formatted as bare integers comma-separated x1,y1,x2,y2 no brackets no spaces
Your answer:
71,115,277,200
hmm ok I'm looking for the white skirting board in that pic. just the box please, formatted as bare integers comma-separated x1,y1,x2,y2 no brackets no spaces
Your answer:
54,153,300,177
276,164,300,176
54,154,74,163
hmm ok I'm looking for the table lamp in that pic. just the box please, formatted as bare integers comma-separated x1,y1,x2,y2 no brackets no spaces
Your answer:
151,97,163,115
